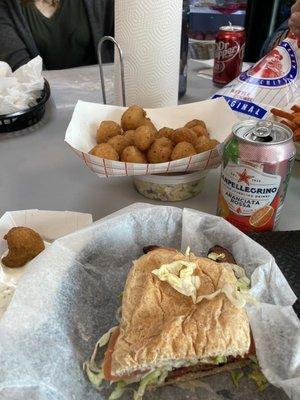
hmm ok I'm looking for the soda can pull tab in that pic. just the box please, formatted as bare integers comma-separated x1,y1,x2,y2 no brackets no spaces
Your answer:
254,121,273,138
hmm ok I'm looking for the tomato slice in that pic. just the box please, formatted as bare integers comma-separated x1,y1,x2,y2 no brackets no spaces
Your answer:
103,327,146,382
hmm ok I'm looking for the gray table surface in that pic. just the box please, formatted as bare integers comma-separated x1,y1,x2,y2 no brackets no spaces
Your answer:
0,61,299,230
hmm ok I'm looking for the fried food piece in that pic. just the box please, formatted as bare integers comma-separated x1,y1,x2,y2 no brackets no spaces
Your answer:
144,118,157,133
171,141,196,161
191,124,209,138
2,227,45,268
196,138,219,153
121,105,147,131
121,146,147,163
89,143,119,161
133,125,155,151
147,137,174,163
185,119,207,130
270,108,294,121
107,135,130,156
194,136,209,153
156,127,175,141
96,121,121,144
123,130,135,146
173,127,198,146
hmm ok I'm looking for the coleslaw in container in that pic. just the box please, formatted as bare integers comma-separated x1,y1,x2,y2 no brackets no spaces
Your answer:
133,170,208,202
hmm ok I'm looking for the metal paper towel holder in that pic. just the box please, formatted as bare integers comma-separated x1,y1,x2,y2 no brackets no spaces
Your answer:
98,36,126,106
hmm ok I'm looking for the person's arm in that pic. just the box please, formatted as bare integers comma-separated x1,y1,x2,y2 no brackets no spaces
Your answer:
260,20,289,57
289,0,300,38
0,0,31,70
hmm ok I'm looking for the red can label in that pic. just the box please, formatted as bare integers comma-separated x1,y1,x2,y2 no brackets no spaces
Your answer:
218,162,281,232
213,28,245,85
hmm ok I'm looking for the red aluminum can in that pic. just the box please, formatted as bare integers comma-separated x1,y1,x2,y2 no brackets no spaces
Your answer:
213,25,245,85
217,120,296,233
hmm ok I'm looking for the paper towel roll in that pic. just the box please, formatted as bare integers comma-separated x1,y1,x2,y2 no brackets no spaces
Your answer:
114,0,183,108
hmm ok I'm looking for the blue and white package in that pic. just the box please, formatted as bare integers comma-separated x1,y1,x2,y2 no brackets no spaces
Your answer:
212,33,300,119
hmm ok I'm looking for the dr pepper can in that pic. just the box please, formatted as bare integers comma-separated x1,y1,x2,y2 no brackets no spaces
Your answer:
213,25,245,85
217,120,295,233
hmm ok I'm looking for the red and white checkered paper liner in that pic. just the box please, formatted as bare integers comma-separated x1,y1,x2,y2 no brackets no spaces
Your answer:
65,98,239,178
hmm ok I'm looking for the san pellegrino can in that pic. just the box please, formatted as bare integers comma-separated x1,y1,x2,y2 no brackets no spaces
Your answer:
217,120,295,232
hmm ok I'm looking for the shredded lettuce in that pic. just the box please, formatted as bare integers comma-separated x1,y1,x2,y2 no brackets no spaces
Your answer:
117,292,123,300
133,370,162,400
222,263,251,290
185,246,191,257
231,370,244,388
133,368,171,400
249,355,258,365
248,368,268,391
95,326,118,349
215,355,227,364
83,361,104,387
109,381,128,399
152,260,200,303
84,325,117,389
207,252,225,261
196,283,252,308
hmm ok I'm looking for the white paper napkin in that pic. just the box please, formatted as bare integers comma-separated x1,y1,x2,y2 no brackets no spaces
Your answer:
0,56,44,115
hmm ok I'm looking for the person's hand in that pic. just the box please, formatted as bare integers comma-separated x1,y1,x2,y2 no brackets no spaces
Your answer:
289,0,300,39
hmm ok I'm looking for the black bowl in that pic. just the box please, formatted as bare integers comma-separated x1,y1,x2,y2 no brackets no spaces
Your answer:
0,79,51,134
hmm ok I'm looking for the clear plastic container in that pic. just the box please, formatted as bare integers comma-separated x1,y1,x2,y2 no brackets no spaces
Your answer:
133,170,208,202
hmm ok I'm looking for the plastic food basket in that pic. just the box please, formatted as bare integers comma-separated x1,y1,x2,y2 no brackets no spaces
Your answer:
0,79,50,134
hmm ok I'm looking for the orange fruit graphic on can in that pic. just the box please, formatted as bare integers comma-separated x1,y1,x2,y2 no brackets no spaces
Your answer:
249,205,274,228
217,120,295,233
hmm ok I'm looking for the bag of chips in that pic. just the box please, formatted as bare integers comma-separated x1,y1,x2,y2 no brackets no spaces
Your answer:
212,32,300,119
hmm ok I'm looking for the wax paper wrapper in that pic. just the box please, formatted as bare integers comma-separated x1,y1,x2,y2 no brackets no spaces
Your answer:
65,98,239,177
0,209,92,319
212,33,300,120
0,204,298,400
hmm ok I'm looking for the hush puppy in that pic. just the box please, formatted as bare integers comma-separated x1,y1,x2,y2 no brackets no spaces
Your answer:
96,121,121,143
107,135,130,156
171,141,196,161
196,138,219,153
121,105,147,131
143,118,157,133
123,130,135,145
133,125,155,151
156,127,175,141
121,146,147,163
185,119,207,130
173,127,198,146
121,105,157,132
2,227,45,268
147,137,174,163
191,124,209,138
89,143,119,161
